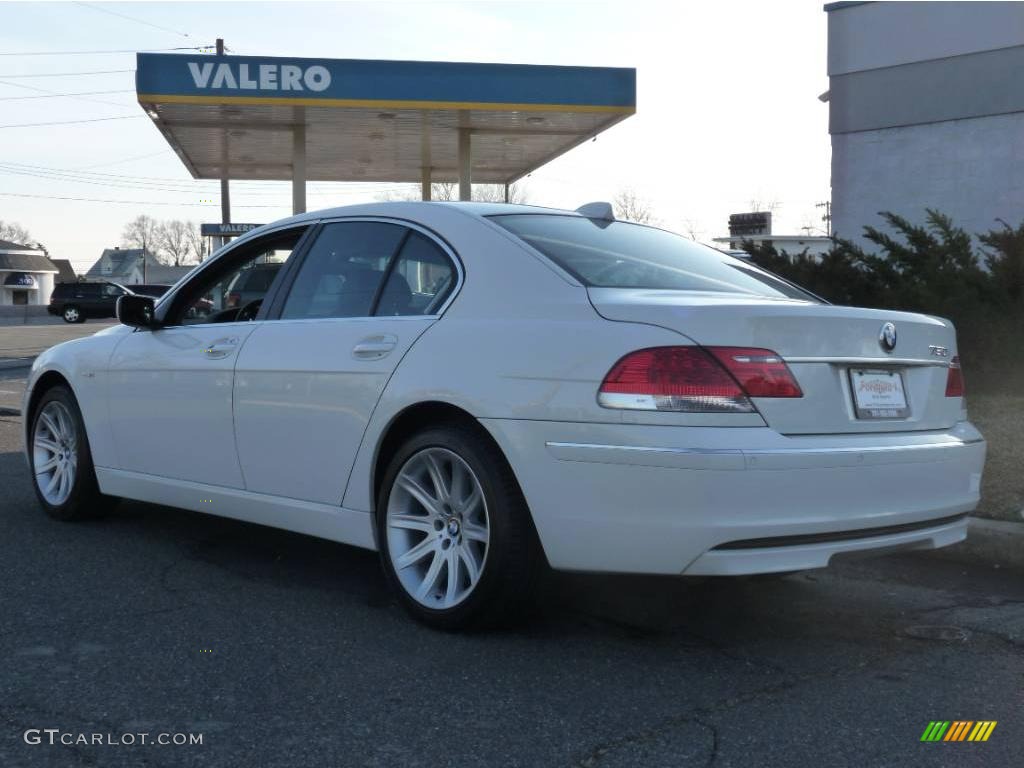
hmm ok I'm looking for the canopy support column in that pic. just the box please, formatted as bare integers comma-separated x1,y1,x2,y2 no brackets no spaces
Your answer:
216,38,231,226
292,123,307,215
220,179,231,225
421,167,432,201
420,117,432,201
458,126,471,201
504,183,510,204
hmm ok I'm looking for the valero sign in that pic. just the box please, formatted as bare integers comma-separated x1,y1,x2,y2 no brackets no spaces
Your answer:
187,62,331,93
136,53,637,112
200,223,263,237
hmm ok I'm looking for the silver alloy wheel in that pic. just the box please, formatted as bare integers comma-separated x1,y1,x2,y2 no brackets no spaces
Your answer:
386,447,490,609
33,401,78,506
63,307,79,323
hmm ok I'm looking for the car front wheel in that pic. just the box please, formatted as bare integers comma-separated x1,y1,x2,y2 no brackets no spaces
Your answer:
376,424,541,630
62,305,83,323
30,384,116,520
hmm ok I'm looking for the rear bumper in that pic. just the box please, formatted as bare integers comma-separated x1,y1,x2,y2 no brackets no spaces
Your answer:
480,418,985,575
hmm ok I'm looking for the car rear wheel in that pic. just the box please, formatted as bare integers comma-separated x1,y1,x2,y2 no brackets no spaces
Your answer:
30,385,116,521
376,424,541,630
62,305,84,324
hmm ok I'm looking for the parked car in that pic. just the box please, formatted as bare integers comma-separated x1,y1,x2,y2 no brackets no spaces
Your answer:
48,281,134,323
23,202,986,629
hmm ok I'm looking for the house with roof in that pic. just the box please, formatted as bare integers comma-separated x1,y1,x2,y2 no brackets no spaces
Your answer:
85,247,192,286
49,258,79,284
0,239,59,306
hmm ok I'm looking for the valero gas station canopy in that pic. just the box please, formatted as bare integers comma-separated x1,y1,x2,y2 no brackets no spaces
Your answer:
136,51,636,216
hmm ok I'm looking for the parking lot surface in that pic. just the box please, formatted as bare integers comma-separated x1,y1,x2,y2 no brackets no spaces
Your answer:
0,322,117,369
1,414,1021,767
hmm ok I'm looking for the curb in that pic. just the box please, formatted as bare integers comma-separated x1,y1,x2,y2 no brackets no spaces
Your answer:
934,516,1024,571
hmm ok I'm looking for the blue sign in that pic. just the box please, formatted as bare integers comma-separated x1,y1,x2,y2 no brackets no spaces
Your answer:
136,54,636,112
200,223,262,237
3,272,37,288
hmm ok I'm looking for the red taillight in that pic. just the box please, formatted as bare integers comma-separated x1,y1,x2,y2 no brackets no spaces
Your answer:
226,291,241,309
706,347,803,398
598,346,800,413
945,356,964,397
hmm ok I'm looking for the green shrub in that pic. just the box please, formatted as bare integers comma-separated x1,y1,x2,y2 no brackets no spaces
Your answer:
743,211,1024,390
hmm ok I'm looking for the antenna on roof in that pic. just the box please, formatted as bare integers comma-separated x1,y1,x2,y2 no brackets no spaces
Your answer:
576,201,615,221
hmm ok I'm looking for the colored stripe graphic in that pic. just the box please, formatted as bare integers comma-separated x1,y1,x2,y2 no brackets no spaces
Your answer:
921,720,997,742
945,721,972,741
921,721,950,741
968,721,997,742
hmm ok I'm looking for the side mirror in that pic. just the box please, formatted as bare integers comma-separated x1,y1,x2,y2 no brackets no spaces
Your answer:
117,294,158,329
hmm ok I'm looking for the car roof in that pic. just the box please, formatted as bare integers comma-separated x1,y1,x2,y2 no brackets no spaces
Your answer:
216,200,595,258
237,201,582,239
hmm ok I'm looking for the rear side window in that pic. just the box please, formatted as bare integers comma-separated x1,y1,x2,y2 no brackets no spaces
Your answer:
281,222,407,320
490,214,818,301
377,232,455,316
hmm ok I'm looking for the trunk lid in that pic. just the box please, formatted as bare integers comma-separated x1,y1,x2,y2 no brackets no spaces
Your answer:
589,288,962,435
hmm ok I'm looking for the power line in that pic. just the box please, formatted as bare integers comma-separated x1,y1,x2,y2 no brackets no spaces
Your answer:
0,115,145,129
0,191,283,208
0,68,134,78
0,45,213,56
0,159,417,193
0,76,134,108
74,2,194,40
76,150,173,169
0,89,134,101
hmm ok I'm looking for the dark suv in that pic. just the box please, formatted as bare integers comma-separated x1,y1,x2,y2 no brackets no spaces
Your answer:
48,282,133,323
129,283,172,299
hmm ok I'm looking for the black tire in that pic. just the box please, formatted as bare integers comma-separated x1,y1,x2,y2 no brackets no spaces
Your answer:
62,305,84,324
28,384,117,521
375,423,542,630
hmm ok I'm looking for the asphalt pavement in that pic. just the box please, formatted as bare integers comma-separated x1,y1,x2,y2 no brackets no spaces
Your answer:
1,411,1022,767
0,322,116,415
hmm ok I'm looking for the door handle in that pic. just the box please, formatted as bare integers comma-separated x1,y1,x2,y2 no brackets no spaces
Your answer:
352,334,398,360
202,336,239,359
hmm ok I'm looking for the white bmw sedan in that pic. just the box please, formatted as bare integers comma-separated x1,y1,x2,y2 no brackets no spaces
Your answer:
23,202,986,628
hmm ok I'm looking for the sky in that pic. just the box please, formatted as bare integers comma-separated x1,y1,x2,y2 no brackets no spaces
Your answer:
0,0,832,271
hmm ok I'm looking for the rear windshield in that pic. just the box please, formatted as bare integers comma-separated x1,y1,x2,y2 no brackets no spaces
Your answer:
490,214,818,301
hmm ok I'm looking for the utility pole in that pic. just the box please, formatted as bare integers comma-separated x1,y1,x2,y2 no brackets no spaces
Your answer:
217,38,231,227
816,200,832,237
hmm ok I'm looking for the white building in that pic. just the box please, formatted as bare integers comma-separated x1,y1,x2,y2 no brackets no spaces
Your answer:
826,1,1024,244
0,240,57,306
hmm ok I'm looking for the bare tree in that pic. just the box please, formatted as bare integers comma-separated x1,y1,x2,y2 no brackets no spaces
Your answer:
472,183,529,203
122,215,162,260
183,221,207,262
747,198,781,216
157,219,192,266
681,219,703,242
0,220,32,245
613,189,657,224
378,181,527,203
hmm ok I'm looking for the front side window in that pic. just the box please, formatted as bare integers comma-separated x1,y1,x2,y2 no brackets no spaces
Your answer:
170,230,302,325
490,214,819,301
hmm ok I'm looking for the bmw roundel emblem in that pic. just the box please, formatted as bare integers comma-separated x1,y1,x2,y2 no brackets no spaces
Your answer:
879,322,897,352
